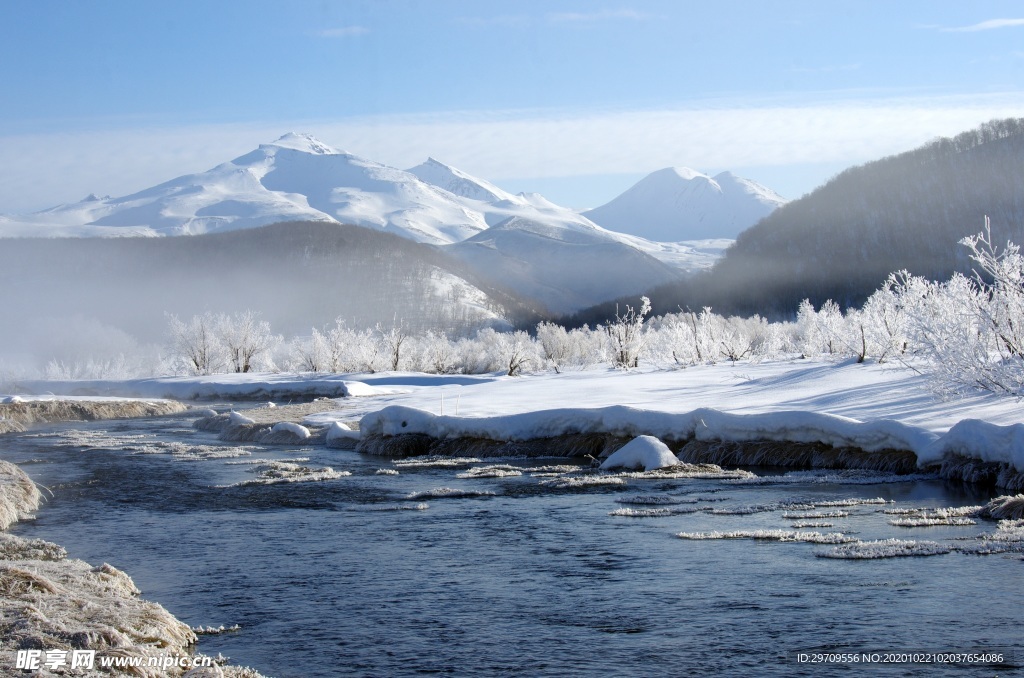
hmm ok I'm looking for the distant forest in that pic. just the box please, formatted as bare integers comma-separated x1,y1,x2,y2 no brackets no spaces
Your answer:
565,117,1024,326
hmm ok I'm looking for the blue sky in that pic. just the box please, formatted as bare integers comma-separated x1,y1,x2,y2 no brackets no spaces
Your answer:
3,1,1024,212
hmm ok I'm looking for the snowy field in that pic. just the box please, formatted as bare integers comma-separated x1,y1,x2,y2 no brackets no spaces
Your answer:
11,356,1024,473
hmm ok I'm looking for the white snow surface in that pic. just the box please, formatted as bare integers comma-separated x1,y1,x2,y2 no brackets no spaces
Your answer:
600,436,680,471
584,167,786,240
12,373,403,401
15,358,1024,472
303,359,1024,472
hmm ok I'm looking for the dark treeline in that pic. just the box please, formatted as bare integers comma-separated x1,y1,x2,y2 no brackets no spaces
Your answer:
0,221,544,348
563,117,1024,327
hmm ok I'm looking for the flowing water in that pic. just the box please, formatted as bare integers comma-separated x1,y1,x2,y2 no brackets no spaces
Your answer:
4,413,1023,677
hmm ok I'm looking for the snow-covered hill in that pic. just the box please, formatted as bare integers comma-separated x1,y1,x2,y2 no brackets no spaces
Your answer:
583,167,787,241
448,217,681,314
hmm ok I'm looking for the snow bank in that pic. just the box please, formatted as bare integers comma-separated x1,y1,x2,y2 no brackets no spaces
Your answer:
600,436,679,471
358,405,933,454
923,418,1024,469
0,398,189,428
356,401,1024,488
14,373,399,401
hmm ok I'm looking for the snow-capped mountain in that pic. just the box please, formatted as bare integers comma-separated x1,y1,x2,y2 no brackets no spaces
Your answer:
2,133,489,244
0,134,789,313
583,167,786,241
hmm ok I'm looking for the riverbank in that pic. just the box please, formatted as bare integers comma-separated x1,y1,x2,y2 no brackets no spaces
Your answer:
0,397,190,434
0,456,265,676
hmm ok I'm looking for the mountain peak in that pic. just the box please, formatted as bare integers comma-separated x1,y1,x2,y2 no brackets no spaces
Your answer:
407,158,514,203
583,166,786,241
264,133,340,155
665,167,710,182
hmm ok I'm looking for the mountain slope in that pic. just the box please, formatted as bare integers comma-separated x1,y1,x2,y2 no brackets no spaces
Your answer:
3,134,488,244
448,217,682,314
618,117,1024,320
583,167,786,241
0,222,539,367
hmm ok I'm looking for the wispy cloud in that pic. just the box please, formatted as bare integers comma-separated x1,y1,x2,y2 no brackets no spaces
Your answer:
316,26,369,38
4,93,1024,213
547,9,650,23
941,18,1024,32
456,15,530,28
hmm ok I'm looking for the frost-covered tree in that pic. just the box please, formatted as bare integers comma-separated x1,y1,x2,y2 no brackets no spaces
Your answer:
217,310,279,373
603,296,652,368
376,320,410,372
418,330,458,374
166,312,225,375
536,322,604,372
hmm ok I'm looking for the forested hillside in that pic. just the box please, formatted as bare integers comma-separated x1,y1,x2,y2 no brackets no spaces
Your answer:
569,118,1024,325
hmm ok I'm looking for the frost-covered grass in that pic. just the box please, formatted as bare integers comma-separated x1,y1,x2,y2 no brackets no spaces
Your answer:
676,529,856,544
405,487,496,500
817,539,953,559
538,475,627,489
0,460,41,530
456,465,524,479
222,461,351,487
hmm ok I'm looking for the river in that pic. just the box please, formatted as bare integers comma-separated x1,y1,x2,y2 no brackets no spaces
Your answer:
4,412,1022,677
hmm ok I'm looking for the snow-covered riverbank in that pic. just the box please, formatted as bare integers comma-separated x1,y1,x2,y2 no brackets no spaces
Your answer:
9,358,1024,487
0,459,268,677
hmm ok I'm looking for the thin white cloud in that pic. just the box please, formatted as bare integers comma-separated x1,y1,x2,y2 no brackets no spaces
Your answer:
941,18,1024,32
547,9,650,23
316,26,369,38
456,15,530,28
3,92,1024,213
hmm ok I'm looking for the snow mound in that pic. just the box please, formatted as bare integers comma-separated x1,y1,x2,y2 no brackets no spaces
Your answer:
600,435,679,471
270,421,311,440
228,411,256,426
